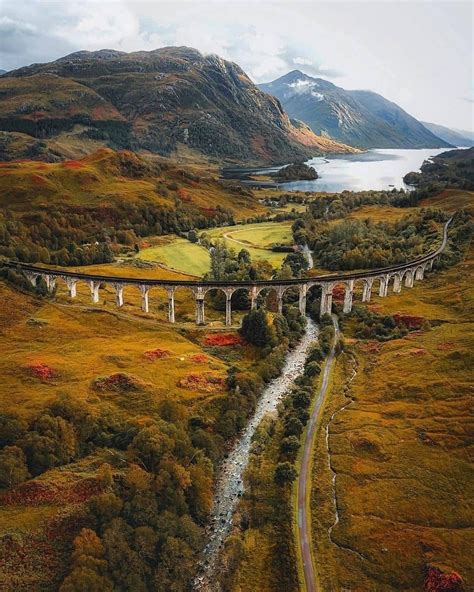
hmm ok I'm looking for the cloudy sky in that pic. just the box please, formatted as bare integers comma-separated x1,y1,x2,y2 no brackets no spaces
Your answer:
1,0,472,130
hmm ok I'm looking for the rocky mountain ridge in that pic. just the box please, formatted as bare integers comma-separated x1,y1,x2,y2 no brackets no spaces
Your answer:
258,70,452,149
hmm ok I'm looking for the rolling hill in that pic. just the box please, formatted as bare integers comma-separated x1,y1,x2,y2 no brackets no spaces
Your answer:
258,70,452,149
0,48,356,164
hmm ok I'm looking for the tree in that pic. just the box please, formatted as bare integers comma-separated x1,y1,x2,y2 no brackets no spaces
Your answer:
188,229,198,243
284,416,304,437
18,414,77,475
280,436,300,455
240,309,272,347
128,424,174,472
89,492,123,528
0,446,30,489
274,462,298,485
60,528,113,592
154,536,196,592
304,361,321,378
283,252,309,277
0,412,27,447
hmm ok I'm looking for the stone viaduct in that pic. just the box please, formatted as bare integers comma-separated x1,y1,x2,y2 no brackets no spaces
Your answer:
5,220,451,326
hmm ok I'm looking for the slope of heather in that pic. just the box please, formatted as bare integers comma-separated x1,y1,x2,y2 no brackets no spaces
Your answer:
0,147,261,217
0,48,356,164
310,247,473,591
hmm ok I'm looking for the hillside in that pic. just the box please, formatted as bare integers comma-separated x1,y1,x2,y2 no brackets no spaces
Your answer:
0,48,356,164
403,147,474,189
259,70,452,149
421,121,474,147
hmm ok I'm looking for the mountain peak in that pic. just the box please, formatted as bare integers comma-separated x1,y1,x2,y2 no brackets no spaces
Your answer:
258,71,452,149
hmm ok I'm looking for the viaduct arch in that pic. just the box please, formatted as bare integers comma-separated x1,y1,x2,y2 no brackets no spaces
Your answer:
4,220,451,326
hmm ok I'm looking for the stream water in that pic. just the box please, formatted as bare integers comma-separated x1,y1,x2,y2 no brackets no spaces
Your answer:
195,318,319,591
224,148,447,192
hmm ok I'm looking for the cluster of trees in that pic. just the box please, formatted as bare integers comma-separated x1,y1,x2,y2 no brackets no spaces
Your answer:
306,189,403,221
340,306,409,341
0,395,212,590
0,200,234,267
274,315,335,486
302,209,445,271
403,148,474,192
204,242,273,311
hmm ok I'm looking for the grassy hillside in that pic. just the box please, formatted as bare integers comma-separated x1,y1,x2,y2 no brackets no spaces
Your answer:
310,249,473,591
0,148,261,216
0,267,269,589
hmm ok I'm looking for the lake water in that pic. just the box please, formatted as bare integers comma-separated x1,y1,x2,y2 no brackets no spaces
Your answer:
262,148,448,192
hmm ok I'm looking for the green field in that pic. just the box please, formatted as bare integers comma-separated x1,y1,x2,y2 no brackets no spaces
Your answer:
137,237,211,276
207,222,292,248
137,221,294,276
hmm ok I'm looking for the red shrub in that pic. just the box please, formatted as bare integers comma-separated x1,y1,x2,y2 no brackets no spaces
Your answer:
424,566,463,592
144,348,171,361
93,373,144,392
63,160,84,170
332,285,345,303
393,313,424,330
203,333,245,347
178,373,226,392
26,362,57,380
190,353,209,363
1,477,102,506
177,187,191,201
31,174,49,187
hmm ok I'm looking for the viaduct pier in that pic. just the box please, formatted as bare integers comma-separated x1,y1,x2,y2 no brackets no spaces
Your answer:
5,220,451,326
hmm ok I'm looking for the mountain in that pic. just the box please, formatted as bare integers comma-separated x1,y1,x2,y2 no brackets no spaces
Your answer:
259,70,452,149
0,70,6,75
0,48,356,164
422,121,474,147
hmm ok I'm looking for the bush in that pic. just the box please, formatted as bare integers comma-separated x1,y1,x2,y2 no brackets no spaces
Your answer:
274,462,298,485
0,446,30,489
240,309,273,347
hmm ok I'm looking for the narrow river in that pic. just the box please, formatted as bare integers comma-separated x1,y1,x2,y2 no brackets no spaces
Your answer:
195,317,319,591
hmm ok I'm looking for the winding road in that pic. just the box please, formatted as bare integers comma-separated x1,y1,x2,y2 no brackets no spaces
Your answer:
296,315,339,592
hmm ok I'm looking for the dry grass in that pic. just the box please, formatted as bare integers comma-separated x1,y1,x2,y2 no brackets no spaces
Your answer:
310,247,474,591
0,148,263,218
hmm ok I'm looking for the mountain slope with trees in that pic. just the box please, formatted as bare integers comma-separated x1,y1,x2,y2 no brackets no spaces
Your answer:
0,48,356,164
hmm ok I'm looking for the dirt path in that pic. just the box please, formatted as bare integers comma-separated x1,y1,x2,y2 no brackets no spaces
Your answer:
296,315,339,592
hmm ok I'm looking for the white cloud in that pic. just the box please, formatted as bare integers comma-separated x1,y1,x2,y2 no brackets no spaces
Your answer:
0,0,471,129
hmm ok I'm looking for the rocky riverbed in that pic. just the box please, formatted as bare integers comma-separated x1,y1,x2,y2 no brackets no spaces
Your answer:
195,317,319,591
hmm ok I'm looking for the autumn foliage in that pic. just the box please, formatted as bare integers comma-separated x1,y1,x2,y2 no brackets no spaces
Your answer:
424,566,463,592
143,348,171,361
178,373,226,392
203,332,245,347
393,313,425,330
93,373,145,392
26,362,57,380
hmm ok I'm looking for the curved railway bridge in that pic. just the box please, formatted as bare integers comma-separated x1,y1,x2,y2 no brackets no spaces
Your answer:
4,220,451,326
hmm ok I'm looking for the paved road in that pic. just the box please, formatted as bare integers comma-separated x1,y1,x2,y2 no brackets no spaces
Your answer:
297,315,339,592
